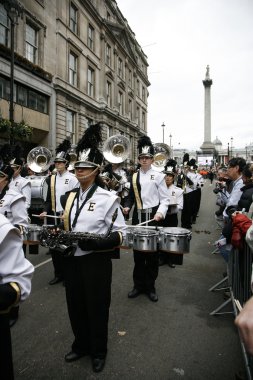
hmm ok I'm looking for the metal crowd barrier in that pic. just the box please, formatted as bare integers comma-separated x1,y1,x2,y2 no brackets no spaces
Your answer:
209,240,253,379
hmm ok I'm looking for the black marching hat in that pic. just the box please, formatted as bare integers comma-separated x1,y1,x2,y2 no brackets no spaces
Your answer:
75,123,104,168
137,135,154,158
163,159,177,175
54,139,71,163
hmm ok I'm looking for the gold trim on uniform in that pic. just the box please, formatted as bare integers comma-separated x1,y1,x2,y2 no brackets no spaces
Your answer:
63,191,77,231
50,174,56,212
132,173,142,210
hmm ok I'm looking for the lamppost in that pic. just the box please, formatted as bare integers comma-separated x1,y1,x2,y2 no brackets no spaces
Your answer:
230,137,233,158
2,0,23,145
245,145,248,162
161,122,165,143
227,142,230,162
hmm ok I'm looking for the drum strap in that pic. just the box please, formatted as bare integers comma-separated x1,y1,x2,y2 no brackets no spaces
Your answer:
50,175,56,212
132,172,142,210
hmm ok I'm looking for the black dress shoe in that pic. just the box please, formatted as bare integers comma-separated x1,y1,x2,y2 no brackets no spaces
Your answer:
65,351,85,362
48,277,63,285
147,292,158,302
128,288,141,298
92,358,105,373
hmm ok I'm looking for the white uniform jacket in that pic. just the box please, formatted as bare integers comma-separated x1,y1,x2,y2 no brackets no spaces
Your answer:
69,186,127,257
0,188,29,228
0,214,34,301
9,174,31,209
54,171,79,212
167,184,184,215
185,171,199,193
126,168,169,218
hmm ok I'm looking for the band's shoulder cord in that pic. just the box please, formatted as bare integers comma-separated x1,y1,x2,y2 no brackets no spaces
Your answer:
64,191,77,231
132,172,142,210
50,175,56,212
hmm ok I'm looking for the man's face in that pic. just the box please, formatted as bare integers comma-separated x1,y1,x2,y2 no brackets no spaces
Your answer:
54,161,66,173
138,156,153,169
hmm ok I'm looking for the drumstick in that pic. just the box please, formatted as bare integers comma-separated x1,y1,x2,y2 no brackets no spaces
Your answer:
32,214,62,219
136,218,155,226
234,299,243,312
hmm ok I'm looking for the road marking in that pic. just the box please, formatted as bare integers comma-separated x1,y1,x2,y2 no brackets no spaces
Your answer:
34,258,52,269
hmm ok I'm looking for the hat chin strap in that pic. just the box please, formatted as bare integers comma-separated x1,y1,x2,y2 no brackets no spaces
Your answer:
75,166,99,180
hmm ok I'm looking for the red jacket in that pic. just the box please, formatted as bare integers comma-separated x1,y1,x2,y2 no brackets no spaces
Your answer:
231,213,252,250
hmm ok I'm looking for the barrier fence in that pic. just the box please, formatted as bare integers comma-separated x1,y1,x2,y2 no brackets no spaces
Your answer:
210,240,253,379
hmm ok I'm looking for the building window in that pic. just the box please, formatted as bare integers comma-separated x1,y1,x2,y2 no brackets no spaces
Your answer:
69,52,77,85
128,98,132,120
87,66,94,97
142,86,145,101
136,79,140,97
26,24,37,63
88,24,94,50
107,12,110,21
128,69,132,88
70,3,78,34
118,91,123,114
105,43,111,66
0,75,48,114
118,57,123,78
106,81,112,107
142,111,145,129
66,110,75,135
136,105,140,125
0,4,9,46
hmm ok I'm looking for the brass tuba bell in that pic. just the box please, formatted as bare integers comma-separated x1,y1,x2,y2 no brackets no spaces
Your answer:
103,134,130,164
27,146,52,174
152,143,171,172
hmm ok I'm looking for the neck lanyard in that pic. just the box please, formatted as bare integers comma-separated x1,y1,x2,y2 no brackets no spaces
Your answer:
71,184,97,229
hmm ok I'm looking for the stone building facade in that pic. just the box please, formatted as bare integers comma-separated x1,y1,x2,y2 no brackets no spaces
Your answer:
0,0,150,164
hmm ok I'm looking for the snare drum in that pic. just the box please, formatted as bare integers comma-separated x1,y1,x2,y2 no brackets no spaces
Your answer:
121,228,133,249
132,229,159,252
23,224,43,245
29,176,48,200
159,227,192,254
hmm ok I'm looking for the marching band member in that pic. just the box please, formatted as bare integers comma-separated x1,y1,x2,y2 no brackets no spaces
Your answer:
0,165,29,233
39,139,79,285
0,165,29,327
0,214,34,380
60,123,127,373
159,159,184,267
180,156,196,229
123,136,169,302
9,146,31,210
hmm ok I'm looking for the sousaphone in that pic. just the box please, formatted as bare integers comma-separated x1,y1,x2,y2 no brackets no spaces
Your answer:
103,134,130,164
27,146,52,174
152,143,171,172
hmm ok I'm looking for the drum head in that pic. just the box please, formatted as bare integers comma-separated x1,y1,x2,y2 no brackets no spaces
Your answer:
133,228,159,236
163,227,191,235
30,176,48,201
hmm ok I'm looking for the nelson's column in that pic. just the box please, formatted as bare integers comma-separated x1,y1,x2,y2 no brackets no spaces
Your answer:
200,65,215,155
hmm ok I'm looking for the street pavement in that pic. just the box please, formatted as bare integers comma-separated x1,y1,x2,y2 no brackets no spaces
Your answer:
12,181,245,380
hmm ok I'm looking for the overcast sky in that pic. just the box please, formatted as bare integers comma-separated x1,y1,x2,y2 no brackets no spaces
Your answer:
116,0,253,151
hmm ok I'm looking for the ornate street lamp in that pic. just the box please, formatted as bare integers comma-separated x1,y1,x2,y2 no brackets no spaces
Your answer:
161,122,165,143
169,133,172,148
